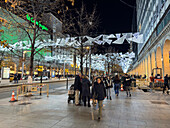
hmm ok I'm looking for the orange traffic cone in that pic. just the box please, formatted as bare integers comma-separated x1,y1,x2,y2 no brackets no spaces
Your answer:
121,84,124,91
9,91,17,102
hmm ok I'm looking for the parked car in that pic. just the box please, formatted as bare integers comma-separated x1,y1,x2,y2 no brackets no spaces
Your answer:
34,76,49,81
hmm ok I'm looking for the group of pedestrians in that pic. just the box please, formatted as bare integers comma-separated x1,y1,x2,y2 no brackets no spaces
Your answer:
73,73,133,120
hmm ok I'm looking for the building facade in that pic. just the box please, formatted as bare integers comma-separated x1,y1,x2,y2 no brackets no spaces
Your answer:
129,0,170,78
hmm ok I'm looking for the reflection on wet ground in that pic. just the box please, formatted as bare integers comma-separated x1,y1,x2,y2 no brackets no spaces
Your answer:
0,87,170,128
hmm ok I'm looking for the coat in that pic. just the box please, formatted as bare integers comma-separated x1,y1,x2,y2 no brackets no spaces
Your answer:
82,78,91,97
124,76,131,86
74,75,82,91
164,76,169,85
106,79,113,89
93,82,106,101
113,78,121,84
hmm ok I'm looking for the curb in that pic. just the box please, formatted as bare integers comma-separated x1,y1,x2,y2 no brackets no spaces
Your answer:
0,79,74,88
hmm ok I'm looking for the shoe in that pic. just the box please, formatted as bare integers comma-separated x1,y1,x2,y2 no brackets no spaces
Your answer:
75,104,80,106
98,117,100,120
88,104,91,107
110,96,112,100
129,94,131,97
107,96,108,99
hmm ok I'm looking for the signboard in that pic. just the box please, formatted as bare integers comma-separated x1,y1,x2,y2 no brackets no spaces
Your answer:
26,14,48,31
3,67,10,78
52,70,55,78
65,69,69,73
31,87,37,92
38,66,43,72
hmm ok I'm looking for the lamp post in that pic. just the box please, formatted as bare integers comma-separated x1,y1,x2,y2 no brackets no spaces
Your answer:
22,51,27,79
88,46,91,81
63,60,66,78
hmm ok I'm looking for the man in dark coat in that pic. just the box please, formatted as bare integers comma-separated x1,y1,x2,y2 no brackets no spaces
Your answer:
81,75,91,107
124,73,131,97
163,74,169,94
74,73,82,106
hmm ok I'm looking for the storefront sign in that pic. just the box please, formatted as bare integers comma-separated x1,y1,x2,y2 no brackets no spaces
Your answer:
26,14,48,31
38,66,43,72
52,71,55,78
65,69,69,73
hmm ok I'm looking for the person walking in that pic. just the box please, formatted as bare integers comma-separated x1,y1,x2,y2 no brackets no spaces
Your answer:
81,75,91,107
106,76,113,100
163,74,169,95
113,75,121,96
14,73,18,83
93,77,106,120
124,74,131,97
74,73,82,106
92,76,97,106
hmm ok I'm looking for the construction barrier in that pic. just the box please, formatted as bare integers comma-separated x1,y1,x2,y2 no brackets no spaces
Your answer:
136,79,150,87
17,83,49,100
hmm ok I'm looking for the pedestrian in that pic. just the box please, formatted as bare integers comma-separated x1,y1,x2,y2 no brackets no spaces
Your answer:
124,73,131,97
93,77,106,120
113,75,121,96
74,73,82,106
163,74,169,95
106,76,113,100
14,73,18,83
81,75,91,107
101,76,107,89
92,76,97,106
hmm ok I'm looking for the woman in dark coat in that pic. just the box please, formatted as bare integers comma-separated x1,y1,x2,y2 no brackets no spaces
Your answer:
81,75,91,107
93,77,106,120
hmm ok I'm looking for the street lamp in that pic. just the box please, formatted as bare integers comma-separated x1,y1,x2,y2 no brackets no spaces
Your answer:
22,51,29,79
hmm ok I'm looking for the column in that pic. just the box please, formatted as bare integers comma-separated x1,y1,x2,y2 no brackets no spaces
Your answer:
150,54,152,75
161,45,165,78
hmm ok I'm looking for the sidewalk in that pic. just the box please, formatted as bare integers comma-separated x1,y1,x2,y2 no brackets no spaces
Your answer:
0,88,170,128
0,78,75,88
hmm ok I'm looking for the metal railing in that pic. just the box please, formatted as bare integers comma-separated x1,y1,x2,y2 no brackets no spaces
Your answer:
17,83,49,100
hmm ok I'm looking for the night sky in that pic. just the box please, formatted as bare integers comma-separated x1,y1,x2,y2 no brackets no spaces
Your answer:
75,0,136,34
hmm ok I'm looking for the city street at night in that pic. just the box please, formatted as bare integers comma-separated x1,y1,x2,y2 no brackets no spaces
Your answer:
0,0,170,128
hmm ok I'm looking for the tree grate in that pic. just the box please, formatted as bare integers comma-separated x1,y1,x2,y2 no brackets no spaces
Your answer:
18,102,32,105
151,101,168,105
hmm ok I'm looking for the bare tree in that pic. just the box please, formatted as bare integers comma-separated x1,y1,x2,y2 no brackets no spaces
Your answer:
0,0,68,77
58,2,100,74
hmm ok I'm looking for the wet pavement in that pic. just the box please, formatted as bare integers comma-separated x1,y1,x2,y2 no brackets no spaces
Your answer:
0,87,170,128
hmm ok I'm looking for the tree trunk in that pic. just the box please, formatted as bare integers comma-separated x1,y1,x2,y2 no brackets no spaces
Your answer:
29,19,36,77
29,52,34,77
85,54,88,75
73,53,76,77
80,53,83,74
108,62,110,76
80,43,83,74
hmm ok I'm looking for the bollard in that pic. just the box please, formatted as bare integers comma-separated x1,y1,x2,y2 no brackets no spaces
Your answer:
66,73,68,90
40,75,43,95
